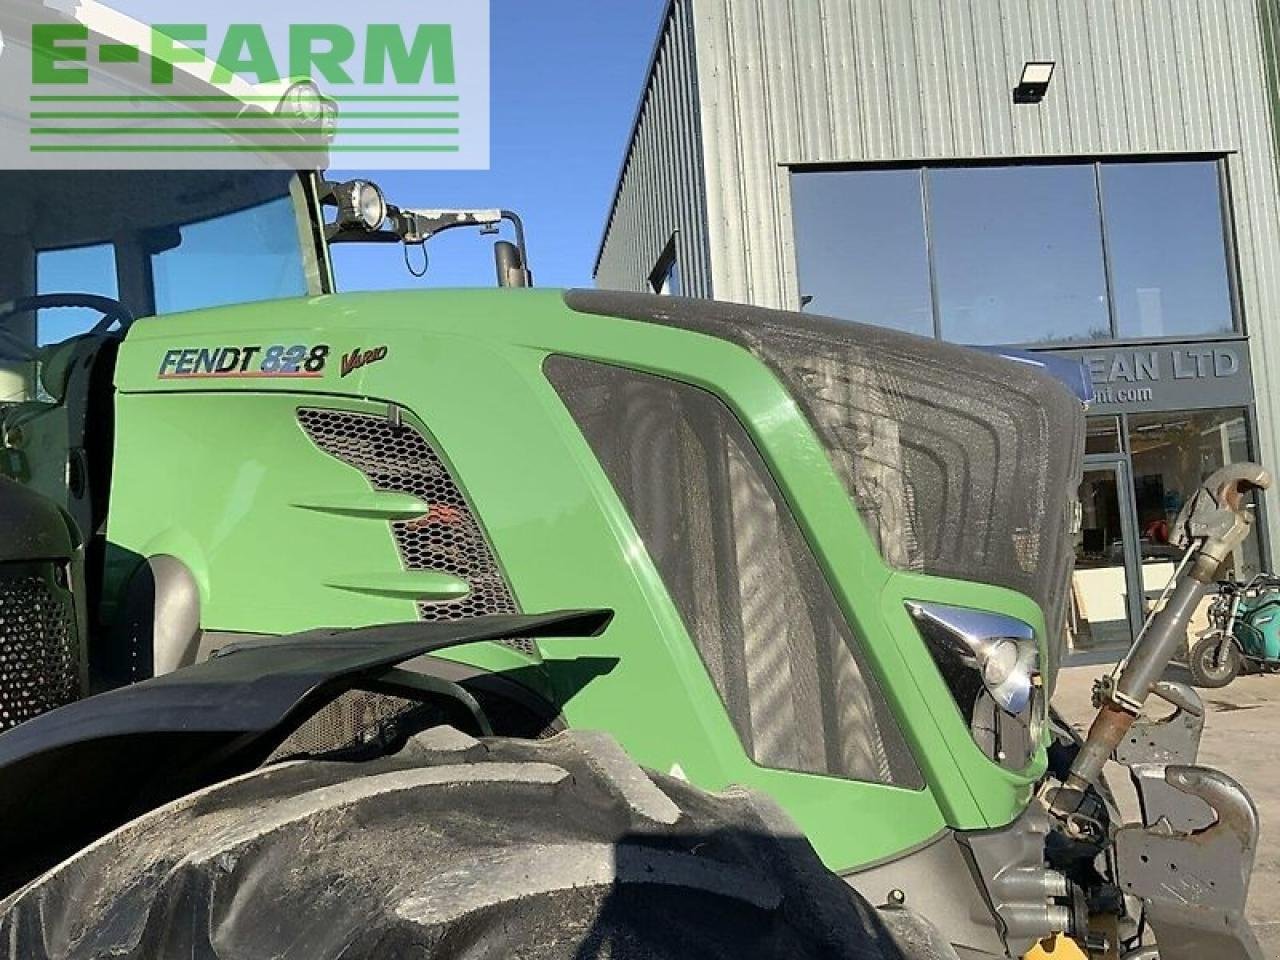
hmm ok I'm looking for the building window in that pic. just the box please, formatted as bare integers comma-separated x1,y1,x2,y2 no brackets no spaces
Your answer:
791,169,933,336
1101,162,1235,339
1072,407,1265,654
649,239,682,296
1085,416,1124,455
791,158,1238,346
930,165,1110,344
1128,407,1261,578
544,355,922,788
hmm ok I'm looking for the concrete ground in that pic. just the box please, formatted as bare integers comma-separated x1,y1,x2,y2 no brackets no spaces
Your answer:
1054,661,1280,956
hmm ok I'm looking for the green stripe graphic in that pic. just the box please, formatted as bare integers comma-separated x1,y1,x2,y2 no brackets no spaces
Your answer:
27,90,468,156
29,95,460,103
31,144,462,153
32,127,460,136
32,111,460,120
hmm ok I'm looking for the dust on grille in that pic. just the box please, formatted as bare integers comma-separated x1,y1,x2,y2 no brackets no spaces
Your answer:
0,567,80,731
564,290,1085,662
546,356,922,789
296,408,531,653
267,689,419,762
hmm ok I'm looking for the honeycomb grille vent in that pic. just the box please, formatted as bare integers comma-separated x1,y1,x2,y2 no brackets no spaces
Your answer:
0,565,80,731
297,408,532,654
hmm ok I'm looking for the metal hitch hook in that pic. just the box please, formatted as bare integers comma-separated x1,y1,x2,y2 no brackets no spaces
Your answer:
1114,765,1264,960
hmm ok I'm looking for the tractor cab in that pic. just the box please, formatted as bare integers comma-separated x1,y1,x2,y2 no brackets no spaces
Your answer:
0,167,527,654
0,170,331,589
0,2,527,579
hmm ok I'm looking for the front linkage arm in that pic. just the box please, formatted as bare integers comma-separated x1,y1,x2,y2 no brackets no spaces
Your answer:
1053,462,1269,809
1051,462,1271,960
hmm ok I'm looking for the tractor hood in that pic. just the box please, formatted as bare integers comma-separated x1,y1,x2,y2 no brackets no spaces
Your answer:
112,287,1085,675
564,290,1087,671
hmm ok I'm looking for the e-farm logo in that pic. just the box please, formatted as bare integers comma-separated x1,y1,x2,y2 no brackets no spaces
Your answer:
32,24,457,88
8,1,490,171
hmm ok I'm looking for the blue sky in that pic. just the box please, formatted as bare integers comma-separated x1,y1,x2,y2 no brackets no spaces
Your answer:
330,1,667,293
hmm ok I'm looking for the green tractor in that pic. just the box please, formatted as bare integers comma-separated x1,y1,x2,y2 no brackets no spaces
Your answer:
0,6,1270,959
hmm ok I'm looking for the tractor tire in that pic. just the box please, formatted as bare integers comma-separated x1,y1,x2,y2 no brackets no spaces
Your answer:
0,727,929,960
1188,634,1242,688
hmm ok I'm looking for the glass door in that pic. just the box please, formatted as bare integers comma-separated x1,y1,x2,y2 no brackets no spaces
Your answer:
1070,461,1142,653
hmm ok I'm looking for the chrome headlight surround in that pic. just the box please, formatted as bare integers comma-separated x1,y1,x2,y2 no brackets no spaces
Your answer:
907,601,1044,770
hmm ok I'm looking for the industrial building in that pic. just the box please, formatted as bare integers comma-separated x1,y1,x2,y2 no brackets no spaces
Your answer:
596,0,1280,653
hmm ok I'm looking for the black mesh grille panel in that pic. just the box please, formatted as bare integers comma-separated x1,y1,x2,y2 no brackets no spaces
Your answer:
267,689,419,762
0,563,81,731
546,356,921,788
563,290,1086,672
297,408,530,655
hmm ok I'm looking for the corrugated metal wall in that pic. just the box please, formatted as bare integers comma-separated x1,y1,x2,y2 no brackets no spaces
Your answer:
689,0,1280,315
1257,0,1280,554
594,1,713,296
1264,0,1280,198
598,2,1280,543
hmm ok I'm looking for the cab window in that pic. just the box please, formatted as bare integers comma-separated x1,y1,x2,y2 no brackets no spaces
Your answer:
152,194,311,315
37,244,119,347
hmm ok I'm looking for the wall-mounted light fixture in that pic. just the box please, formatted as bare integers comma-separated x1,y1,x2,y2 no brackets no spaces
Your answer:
1013,61,1055,104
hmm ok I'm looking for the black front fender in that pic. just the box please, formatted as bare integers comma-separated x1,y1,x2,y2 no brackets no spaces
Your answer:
0,609,612,895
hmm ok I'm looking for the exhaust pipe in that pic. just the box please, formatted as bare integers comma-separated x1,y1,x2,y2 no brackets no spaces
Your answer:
494,240,531,288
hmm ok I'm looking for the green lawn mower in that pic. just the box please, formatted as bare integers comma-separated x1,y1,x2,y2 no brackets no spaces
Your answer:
0,5,1271,959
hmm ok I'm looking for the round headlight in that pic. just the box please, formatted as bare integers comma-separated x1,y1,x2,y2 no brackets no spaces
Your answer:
976,637,1038,715
980,638,1020,687
336,180,388,232
356,183,386,229
905,601,1042,768
281,81,324,123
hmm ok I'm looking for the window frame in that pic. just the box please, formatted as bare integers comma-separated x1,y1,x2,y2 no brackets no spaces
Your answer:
788,153,1244,348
